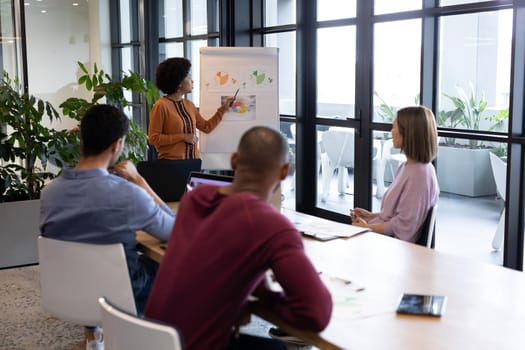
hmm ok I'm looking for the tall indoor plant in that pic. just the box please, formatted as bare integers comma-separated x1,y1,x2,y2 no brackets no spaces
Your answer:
0,72,75,268
0,63,158,268
0,72,74,202
59,62,159,166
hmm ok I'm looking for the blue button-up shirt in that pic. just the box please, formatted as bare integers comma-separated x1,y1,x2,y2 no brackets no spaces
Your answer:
40,168,175,292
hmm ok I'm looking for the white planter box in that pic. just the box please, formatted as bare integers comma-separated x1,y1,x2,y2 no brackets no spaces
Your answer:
0,199,40,268
437,146,496,197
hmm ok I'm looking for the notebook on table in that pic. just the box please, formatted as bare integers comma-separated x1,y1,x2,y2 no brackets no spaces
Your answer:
281,208,369,241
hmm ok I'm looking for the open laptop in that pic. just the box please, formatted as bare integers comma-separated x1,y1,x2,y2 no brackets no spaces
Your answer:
186,171,233,191
137,159,202,202
185,171,282,209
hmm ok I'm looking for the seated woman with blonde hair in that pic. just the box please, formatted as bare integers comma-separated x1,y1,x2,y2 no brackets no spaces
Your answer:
351,105,439,242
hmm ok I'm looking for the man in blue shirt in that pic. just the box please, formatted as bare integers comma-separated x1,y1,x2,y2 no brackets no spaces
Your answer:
40,104,175,320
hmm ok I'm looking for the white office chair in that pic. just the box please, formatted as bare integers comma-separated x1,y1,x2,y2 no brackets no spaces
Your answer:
489,152,507,251
415,205,438,248
98,297,184,350
38,236,137,327
381,138,407,182
289,124,323,192
320,128,355,200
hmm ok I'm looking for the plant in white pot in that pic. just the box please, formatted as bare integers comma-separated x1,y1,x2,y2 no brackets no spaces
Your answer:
0,72,76,267
436,84,496,197
0,63,159,268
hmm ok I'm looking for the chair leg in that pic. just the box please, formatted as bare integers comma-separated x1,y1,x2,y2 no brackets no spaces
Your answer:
321,153,332,201
375,156,385,199
337,167,346,194
492,209,505,251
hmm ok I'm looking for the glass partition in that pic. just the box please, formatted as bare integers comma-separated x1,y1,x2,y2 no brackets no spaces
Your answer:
265,32,296,116
373,19,421,122
162,0,183,38
265,0,296,26
317,0,356,21
316,125,355,215
438,10,512,133
374,0,421,15
317,26,356,120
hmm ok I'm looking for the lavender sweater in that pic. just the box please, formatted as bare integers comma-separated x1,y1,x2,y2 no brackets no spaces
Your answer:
370,162,439,242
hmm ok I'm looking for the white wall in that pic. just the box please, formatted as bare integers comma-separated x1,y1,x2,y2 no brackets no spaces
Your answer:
24,0,111,130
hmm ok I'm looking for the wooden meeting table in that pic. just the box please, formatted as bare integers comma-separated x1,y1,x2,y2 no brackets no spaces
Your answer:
137,208,525,349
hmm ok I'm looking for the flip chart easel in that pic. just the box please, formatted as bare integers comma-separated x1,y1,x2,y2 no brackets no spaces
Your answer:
199,47,279,169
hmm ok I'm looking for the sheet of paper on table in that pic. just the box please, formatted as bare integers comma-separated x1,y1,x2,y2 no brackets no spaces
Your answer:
281,208,369,238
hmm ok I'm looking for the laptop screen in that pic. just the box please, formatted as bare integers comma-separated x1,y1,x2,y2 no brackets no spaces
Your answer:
185,171,281,209
186,172,233,192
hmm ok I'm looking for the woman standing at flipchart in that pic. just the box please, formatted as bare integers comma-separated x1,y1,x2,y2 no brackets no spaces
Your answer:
148,57,235,160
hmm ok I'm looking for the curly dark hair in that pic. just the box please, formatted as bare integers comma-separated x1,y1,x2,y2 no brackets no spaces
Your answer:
155,57,192,95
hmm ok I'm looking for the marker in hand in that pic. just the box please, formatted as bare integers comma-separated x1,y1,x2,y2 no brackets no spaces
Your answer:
230,88,240,107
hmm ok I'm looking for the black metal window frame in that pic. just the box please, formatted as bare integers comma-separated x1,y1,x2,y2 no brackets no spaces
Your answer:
111,0,525,270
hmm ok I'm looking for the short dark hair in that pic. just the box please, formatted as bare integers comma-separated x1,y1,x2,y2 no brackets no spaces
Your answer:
396,106,438,163
80,104,129,157
155,57,192,95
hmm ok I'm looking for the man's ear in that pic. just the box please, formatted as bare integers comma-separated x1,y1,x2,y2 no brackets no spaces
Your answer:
230,152,238,170
110,138,124,154
279,163,290,181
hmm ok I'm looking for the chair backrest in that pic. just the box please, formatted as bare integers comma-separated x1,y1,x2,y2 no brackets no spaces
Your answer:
489,152,506,201
38,236,136,327
321,128,355,168
98,297,184,350
137,159,202,202
415,205,438,248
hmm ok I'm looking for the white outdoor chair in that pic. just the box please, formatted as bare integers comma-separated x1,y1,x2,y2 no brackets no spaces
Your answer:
98,297,184,350
38,236,136,327
489,152,507,251
320,128,355,201
381,138,407,182
289,124,323,192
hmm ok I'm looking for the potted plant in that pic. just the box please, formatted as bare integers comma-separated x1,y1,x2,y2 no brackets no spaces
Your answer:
0,72,76,267
0,63,159,268
59,62,159,166
436,84,496,197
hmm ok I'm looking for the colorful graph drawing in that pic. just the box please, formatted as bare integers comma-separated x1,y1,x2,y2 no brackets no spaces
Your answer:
221,95,256,121
250,69,274,85
215,71,229,86
202,70,239,91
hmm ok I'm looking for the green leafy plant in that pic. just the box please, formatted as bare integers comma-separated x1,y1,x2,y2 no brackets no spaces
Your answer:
439,84,487,148
487,108,509,132
60,62,159,165
0,72,75,202
374,91,397,124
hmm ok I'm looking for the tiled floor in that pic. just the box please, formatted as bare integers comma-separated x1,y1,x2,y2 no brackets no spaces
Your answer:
280,173,504,267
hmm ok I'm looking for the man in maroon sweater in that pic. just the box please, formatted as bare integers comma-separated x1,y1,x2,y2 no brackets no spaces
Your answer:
145,126,332,350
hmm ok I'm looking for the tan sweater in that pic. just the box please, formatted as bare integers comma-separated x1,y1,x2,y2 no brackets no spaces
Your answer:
148,97,227,160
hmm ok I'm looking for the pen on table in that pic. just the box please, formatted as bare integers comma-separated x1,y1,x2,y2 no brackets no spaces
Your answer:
230,88,240,106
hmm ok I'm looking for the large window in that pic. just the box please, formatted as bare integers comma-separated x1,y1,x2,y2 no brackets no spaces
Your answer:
373,19,421,122
438,11,512,134
110,0,525,270
317,26,356,120
159,0,219,107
